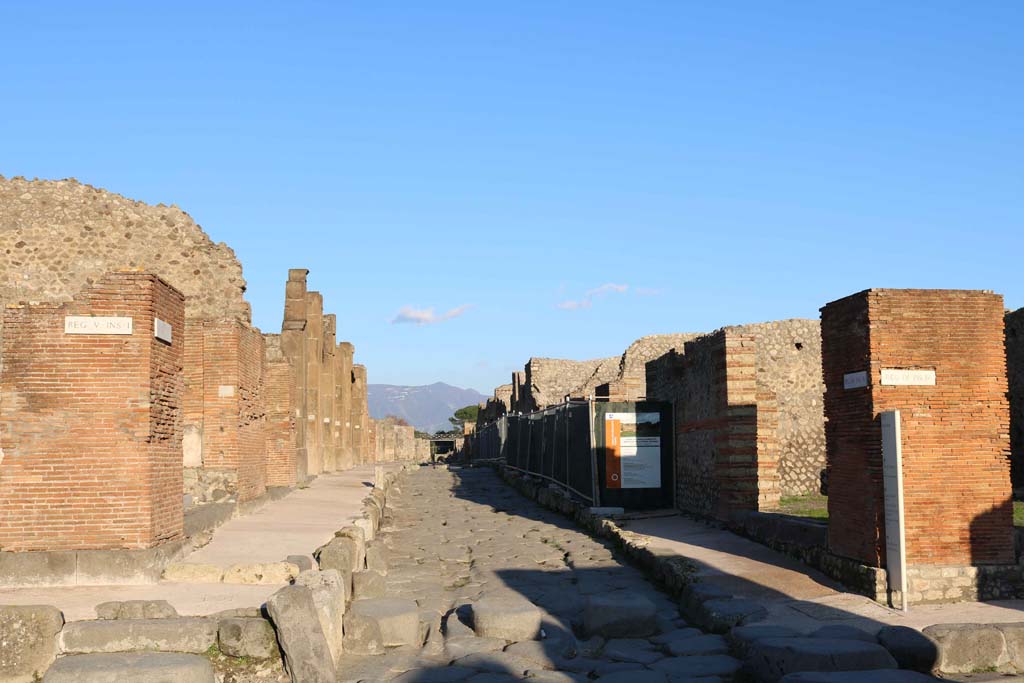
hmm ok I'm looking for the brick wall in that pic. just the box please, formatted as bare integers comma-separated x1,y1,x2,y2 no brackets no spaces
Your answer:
1007,308,1024,489
0,272,185,551
264,334,297,488
189,319,267,502
822,289,1012,568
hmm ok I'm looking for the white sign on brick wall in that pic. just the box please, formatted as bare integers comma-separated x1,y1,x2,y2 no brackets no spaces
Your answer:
881,369,936,386
64,316,133,335
154,318,173,343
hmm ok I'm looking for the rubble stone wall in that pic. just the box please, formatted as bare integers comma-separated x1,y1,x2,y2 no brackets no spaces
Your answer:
0,177,249,330
0,272,185,551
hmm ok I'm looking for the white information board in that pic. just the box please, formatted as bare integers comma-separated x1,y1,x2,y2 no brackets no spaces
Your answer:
881,410,908,612
605,412,661,489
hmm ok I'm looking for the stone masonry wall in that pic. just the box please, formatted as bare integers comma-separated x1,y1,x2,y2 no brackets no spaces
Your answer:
746,320,826,496
1007,308,1024,489
0,177,249,329
0,272,185,551
520,356,620,412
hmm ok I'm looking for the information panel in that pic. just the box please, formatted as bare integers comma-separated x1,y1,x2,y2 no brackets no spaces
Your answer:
604,412,661,489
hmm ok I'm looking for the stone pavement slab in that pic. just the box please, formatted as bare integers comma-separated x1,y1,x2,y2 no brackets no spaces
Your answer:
624,515,1024,634
0,464,400,620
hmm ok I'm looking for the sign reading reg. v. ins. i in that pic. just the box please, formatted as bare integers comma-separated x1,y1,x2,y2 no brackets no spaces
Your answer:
64,316,133,335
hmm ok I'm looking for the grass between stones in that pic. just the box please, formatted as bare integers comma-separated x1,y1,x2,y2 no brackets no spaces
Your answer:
776,493,829,520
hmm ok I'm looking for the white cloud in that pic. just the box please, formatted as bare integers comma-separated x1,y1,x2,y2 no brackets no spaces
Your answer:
557,283,629,311
392,304,473,325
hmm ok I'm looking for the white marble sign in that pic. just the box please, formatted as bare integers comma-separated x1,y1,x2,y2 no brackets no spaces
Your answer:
154,318,173,343
843,371,868,390
881,369,935,386
881,410,908,612
218,385,236,398
64,316,133,335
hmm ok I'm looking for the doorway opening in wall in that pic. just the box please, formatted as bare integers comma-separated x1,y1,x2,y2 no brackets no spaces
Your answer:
776,492,828,521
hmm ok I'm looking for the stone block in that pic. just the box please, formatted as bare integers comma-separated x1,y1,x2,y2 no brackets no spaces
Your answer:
779,672,940,682
346,598,420,649
648,654,741,678
95,601,177,620
222,562,299,585
698,598,767,633
922,623,1008,674
665,633,728,656
59,618,217,654
366,543,389,574
43,652,214,683
0,604,64,682
315,539,354,591
335,526,367,570
353,569,387,599
161,563,224,583
875,626,940,673
294,569,346,665
582,593,656,638
265,585,336,683
74,543,188,586
0,551,78,587
328,535,361,574
217,617,278,660
746,637,899,681
285,554,314,572
471,597,542,642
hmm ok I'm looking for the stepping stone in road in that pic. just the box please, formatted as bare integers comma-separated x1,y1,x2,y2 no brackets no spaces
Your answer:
601,637,663,664
779,671,941,682
665,633,729,656
649,654,742,678
44,652,214,683
346,598,422,649
470,597,542,642
583,593,657,638
746,638,898,681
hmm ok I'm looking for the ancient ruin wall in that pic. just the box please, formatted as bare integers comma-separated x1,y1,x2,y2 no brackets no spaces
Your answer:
1007,308,1024,489
522,356,620,411
0,177,249,324
746,319,826,496
0,273,185,551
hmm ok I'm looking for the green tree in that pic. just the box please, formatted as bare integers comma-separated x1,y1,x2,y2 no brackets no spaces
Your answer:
448,404,480,429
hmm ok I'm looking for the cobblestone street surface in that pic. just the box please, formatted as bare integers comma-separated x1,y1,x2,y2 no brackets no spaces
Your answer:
338,466,739,682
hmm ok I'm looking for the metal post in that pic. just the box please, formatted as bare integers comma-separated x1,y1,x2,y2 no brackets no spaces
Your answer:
588,399,601,507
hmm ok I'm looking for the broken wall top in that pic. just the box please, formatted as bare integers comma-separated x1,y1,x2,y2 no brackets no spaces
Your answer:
0,176,250,323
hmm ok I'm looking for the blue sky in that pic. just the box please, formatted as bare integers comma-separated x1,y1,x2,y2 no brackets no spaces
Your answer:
2,2,1022,394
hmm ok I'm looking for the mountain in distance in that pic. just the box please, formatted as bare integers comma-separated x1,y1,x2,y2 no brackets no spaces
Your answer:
367,382,487,433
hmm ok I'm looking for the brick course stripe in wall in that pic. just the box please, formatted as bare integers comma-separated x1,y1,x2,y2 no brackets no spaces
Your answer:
821,289,1013,568
0,272,185,551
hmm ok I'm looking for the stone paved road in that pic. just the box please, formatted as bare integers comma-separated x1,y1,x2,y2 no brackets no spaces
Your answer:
338,466,739,682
